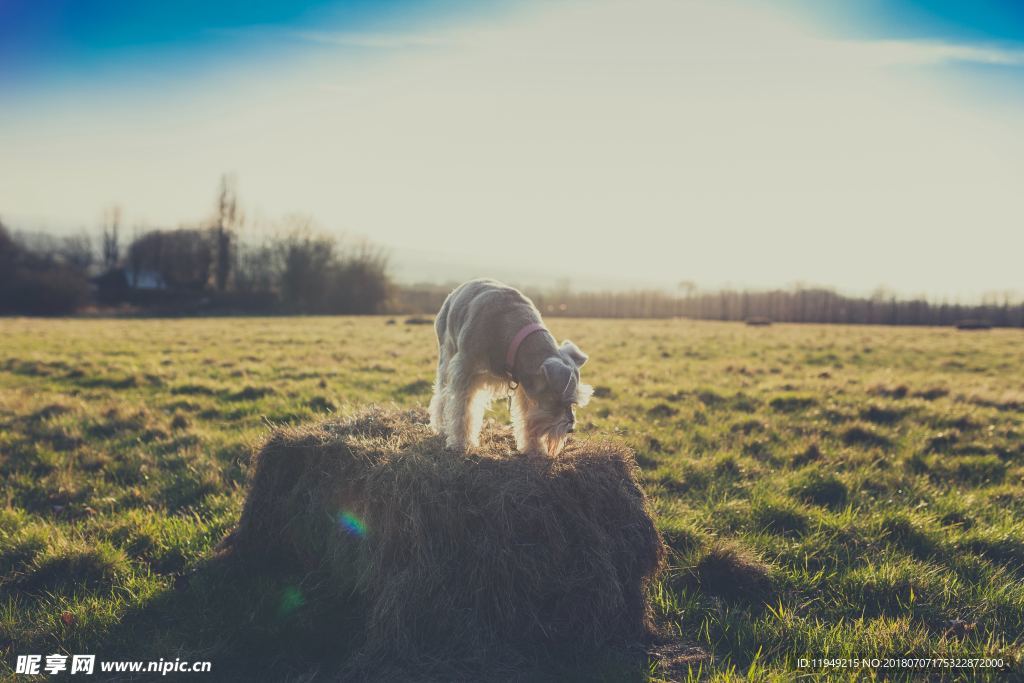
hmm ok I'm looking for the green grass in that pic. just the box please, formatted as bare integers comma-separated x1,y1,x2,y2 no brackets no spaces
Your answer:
1,317,1022,681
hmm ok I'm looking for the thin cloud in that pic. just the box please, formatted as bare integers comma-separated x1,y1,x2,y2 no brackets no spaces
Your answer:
832,39,1024,68
290,30,453,50
205,26,453,50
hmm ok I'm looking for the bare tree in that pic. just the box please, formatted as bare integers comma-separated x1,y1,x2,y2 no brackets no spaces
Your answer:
101,205,122,270
213,174,240,292
677,280,697,317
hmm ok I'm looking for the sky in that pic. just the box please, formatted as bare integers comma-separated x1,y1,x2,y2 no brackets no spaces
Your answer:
1,0,1022,299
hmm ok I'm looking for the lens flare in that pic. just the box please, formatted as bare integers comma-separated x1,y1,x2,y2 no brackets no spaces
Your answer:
338,511,366,537
278,585,305,617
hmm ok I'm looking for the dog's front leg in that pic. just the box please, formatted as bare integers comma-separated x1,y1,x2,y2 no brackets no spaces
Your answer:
510,387,542,455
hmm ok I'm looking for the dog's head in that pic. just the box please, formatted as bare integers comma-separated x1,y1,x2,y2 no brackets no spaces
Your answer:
521,340,593,456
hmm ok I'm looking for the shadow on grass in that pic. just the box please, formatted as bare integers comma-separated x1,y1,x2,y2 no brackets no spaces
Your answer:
86,554,366,682
83,553,661,682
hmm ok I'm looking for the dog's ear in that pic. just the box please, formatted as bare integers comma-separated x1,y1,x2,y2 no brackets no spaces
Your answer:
521,366,547,397
540,358,574,397
560,340,588,368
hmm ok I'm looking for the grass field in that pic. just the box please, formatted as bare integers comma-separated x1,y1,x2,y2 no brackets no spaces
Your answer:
1,317,1022,681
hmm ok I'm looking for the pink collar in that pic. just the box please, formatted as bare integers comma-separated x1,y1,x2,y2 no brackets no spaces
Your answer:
506,322,548,377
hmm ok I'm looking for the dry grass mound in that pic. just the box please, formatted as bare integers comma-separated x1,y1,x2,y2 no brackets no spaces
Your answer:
223,407,665,670
693,541,773,602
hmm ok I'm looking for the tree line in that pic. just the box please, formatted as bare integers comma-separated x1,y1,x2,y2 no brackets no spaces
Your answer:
392,284,1024,328
0,176,391,315
1,175,1019,326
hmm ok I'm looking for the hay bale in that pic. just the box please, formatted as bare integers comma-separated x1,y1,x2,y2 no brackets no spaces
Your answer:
225,407,665,668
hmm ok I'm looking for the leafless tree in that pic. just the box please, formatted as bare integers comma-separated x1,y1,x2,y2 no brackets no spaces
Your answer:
101,205,122,270
213,174,240,292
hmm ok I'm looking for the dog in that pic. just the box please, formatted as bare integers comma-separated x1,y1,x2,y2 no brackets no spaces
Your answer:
429,279,593,456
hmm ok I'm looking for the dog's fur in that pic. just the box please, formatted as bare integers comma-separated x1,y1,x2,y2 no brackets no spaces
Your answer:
429,279,593,456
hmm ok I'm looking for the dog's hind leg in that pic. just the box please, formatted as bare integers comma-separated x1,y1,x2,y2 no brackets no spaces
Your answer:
440,353,479,451
428,346,450,433
429,302,451,434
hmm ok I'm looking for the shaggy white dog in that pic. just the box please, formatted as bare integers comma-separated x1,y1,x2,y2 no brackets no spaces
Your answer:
429,279,592,456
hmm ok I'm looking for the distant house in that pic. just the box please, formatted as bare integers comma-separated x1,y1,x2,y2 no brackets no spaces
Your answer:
92,267,168,305
125,268,168,290
93,267,168,293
